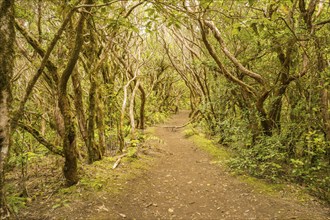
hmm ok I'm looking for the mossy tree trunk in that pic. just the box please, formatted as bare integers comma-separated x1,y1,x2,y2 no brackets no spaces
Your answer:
85,17,103,163
58,0,93,185
87,74,101,163
0,0,15,216
72,70,88,151
138,85,146,130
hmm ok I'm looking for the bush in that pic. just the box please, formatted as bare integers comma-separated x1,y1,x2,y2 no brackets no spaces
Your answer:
227,130,330,202
228,134,286,181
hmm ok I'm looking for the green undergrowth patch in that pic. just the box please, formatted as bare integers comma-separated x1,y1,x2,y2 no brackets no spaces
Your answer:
41,129,162,218
47,152,155,215
238,175,284,195
145,126,156,135
32,152,153,217
184,127,231,165
13,126,163,217
78,151,153,194
72,129,159,196
239,175,315,202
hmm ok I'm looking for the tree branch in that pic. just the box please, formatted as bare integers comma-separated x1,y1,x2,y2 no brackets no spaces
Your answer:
59,9,86,94
316,18,330,26
199,21,257,96
12,7,76,129
17,122,64,157
203,20,265,85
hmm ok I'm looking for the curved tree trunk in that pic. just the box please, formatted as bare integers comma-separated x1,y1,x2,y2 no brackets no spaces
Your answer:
58,1,92,185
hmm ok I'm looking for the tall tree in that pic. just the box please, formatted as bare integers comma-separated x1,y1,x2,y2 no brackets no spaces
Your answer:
58,0,93,185
0,0,15,216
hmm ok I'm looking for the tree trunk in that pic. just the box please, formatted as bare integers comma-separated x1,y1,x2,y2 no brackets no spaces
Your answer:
130,81,140,137
58,95,78,186
119,76,136,152
315,39,330,162
72,70,88,150
138,84,146,130
58,1,90,185
268,84,289,132
96,95,106,156
0,0,15,216
256,91,273,136
87,75,101,163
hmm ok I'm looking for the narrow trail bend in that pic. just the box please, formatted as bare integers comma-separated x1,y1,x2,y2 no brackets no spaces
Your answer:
98,111,329,220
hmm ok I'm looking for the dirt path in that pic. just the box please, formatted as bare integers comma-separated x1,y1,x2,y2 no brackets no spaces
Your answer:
93,111,329,220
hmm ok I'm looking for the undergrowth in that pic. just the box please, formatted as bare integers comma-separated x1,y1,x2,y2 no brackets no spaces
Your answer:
227,132,330,203
7,131,158,218
184,127,230,165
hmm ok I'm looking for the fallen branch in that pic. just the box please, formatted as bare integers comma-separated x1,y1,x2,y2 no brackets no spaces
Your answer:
159,120,193,131
112,153,128,169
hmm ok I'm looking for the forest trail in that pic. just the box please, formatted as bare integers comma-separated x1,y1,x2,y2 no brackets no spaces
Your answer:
94,111,329,220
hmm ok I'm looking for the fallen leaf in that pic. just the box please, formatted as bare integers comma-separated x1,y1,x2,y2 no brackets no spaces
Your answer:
119,213,126,218
97,205,109,212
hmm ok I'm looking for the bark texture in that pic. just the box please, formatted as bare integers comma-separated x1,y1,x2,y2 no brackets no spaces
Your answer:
0,0,15,216
58,2,92,185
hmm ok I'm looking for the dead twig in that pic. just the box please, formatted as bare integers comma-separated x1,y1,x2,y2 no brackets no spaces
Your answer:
159,120,193,132
112,153,128,169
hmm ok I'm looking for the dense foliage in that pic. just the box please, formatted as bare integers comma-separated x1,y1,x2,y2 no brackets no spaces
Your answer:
159,0,330,201
1,0,330,215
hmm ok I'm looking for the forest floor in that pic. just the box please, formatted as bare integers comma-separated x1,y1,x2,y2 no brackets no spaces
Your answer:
18,111,329,219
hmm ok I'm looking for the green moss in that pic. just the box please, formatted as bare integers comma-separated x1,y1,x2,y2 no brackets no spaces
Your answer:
240,175,314,201
130,155,152,170
145,127,156,135
183,128,198,138
240,175,284,194
51,151,155,205
79,154,152,192
58,185,78,195
6,191,27,214
186,129,231,165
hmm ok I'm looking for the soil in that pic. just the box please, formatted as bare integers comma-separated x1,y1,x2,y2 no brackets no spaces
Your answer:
18,111,330,219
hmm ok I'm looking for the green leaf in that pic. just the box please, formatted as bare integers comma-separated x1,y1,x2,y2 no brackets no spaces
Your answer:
248,0,256,6
52,203,62,209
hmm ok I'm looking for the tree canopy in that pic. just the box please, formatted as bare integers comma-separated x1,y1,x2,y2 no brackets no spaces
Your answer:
1,0,330,215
